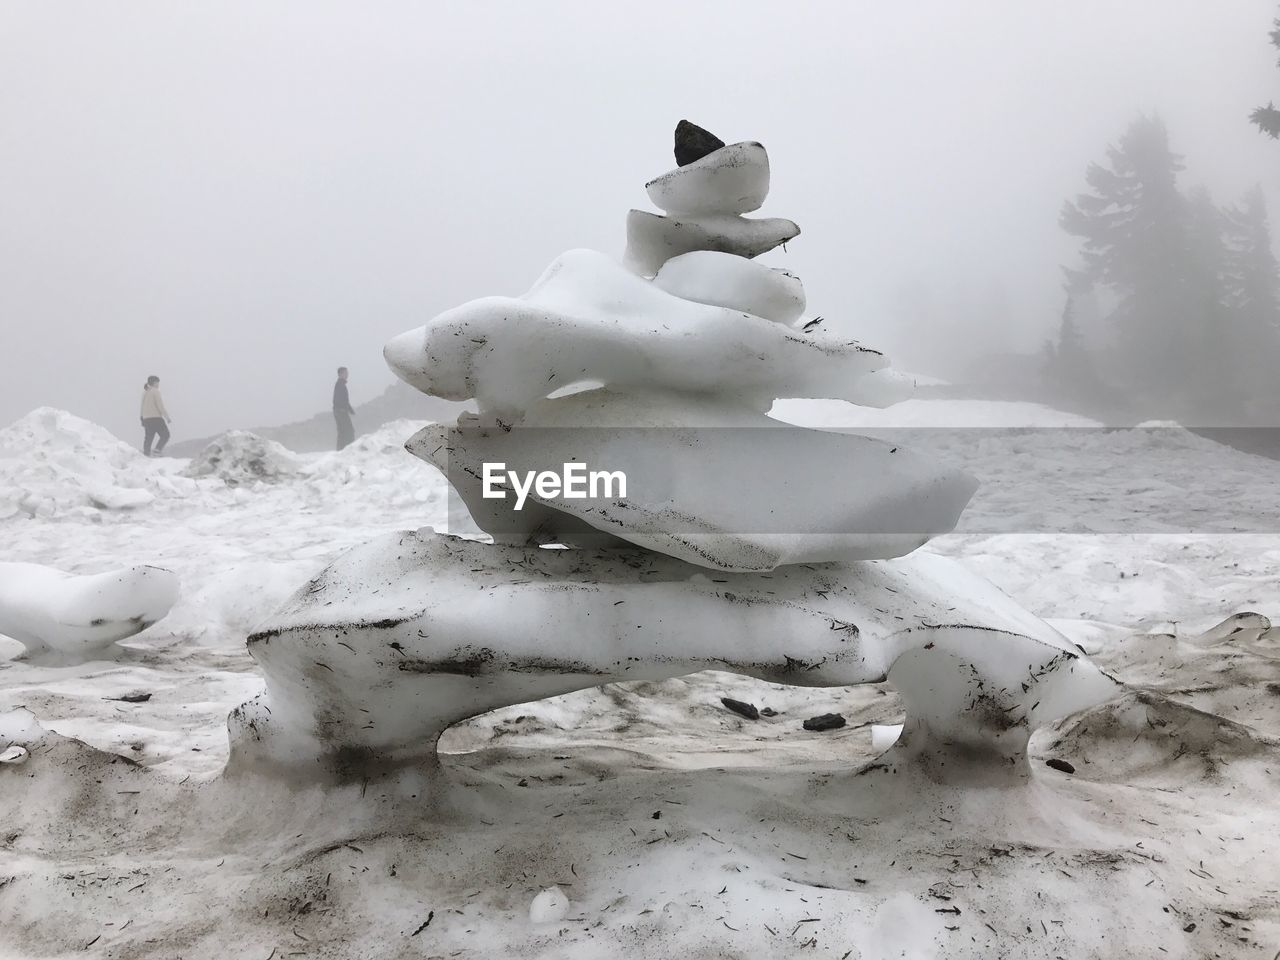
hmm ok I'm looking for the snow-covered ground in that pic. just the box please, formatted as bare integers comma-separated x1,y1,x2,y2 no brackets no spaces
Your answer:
1,402,1278,958
1,410,458,776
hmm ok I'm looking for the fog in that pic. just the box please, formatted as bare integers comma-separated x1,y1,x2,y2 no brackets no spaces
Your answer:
2,1,1276,440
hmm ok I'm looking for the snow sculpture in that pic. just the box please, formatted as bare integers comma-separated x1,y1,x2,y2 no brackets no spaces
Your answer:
0,561,179,660
229,121,1121,782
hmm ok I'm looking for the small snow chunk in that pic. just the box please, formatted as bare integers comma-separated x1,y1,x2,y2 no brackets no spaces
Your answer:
0,745,28,765
871,723,903,752
529,886,570,923
802,713,846,732
720,697,760,720
0,708,45,746
0,561,180,659
1195,611,1271,646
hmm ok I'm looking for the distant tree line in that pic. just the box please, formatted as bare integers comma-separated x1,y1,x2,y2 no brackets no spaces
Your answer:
1050,115,1280,422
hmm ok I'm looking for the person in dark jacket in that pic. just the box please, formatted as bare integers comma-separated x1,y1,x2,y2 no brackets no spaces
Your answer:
333,366,355,450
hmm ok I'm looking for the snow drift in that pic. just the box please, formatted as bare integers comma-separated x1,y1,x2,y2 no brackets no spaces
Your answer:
0,407,159,518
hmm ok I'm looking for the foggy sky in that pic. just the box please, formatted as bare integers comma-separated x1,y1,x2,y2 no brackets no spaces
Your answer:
2,1,1277,441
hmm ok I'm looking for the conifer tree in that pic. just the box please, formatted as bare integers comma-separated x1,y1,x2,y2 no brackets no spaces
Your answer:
1061,116,1194,408
1183,188,1237,415
1222,186,1280,416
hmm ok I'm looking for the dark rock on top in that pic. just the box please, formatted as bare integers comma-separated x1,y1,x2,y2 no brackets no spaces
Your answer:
1045,757,1076,774
675,120,726,166
721,697,760,721
802,713,847,732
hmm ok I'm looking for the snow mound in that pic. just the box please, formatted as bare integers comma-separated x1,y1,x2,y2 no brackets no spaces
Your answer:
0,407,138,465
332,418,433,458
304,419,433,487
0,407,158,518
1046,689,1274,783
183,431,303,485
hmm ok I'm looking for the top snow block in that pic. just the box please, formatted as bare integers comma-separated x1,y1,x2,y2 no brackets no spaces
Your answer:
385,249,885,423
646,141,771,216
674,119,725,166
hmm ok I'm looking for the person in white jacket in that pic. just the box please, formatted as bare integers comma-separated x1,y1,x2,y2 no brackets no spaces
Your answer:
140,375,172,456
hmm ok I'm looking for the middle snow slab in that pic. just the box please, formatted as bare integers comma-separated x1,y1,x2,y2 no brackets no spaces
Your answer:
407,389,978,573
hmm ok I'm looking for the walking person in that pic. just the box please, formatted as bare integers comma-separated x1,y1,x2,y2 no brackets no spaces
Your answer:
333,366,356,450
140,375,172,456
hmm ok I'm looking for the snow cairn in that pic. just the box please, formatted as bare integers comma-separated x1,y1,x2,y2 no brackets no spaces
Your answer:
228,121,1120,783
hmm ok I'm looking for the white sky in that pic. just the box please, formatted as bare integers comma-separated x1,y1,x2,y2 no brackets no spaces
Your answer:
2,1,1277,440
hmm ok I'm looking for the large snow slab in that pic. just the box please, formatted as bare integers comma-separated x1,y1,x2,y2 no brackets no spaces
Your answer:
408,389,977,571
0,561,179,660
384,249,884,422
644,140,770,216
227,528,1116,780
623,209,800,276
